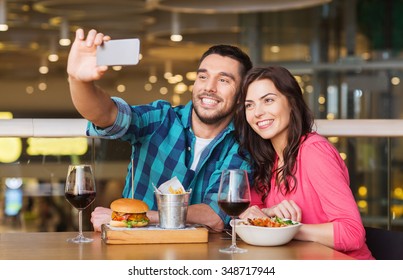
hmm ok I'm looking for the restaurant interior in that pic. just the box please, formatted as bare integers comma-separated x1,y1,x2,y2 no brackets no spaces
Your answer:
1,0,403,239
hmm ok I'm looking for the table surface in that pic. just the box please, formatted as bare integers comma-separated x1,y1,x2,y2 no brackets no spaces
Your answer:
0,231,353,260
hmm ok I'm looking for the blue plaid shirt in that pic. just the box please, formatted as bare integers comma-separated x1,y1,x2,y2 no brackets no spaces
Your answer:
87,97,251,224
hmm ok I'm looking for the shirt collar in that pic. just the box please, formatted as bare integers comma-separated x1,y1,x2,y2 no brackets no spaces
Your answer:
181,101,193,129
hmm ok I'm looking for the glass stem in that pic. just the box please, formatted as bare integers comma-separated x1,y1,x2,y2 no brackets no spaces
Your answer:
231,217,236,248
78,210,83,237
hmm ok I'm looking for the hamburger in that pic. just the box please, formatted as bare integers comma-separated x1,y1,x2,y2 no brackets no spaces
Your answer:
110,198,149,228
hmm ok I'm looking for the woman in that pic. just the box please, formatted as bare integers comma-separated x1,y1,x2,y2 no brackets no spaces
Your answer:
234,66,373,260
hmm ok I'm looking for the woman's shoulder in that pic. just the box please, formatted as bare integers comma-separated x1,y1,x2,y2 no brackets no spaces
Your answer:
299,133,348,174
300,132,340,156
301,132,329,146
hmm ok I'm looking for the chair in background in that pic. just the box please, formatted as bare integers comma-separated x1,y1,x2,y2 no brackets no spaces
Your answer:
365,227,403,260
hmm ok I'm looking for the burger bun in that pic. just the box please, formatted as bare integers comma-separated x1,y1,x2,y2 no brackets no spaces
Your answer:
110,198,149,213
109,220,127,228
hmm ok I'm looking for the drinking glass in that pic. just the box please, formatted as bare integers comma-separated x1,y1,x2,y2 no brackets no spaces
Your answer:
218,169,251,253
65,164,96,243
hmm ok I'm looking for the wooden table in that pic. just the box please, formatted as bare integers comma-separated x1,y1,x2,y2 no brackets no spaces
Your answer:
0,231,353,260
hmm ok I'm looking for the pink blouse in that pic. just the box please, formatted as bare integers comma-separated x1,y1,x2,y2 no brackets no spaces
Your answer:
251,133,374,260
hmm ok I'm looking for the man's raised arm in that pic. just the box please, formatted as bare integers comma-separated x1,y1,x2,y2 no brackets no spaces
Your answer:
67,28,117,128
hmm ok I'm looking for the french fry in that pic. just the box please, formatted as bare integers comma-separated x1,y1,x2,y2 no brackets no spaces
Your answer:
158,177,186,194
168,186,184,194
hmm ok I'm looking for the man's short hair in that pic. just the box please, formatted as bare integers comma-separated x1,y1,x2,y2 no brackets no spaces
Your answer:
199,45,253,79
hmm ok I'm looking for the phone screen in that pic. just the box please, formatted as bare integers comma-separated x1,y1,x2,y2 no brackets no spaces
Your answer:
96,38,140,66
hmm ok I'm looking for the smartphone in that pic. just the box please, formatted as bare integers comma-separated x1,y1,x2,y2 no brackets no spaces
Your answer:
96,38,140,66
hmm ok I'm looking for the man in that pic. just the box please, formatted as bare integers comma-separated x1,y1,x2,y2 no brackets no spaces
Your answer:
67,29,252,232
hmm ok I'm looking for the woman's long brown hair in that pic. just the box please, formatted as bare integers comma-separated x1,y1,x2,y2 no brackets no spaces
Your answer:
234,66,314,202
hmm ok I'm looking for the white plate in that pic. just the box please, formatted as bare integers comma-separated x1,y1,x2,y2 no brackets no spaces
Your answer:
231,218,302,246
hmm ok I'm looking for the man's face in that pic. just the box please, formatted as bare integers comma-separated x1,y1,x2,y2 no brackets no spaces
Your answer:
192,54,242,125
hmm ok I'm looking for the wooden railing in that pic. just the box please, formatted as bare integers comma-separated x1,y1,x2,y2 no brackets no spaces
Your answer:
2,118,403,137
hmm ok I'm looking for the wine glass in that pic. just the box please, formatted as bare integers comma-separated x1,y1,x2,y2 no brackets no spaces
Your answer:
65,164,96,243
218,169,251,253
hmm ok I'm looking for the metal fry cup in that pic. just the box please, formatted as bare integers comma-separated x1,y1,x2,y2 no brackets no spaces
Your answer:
155,191,191,229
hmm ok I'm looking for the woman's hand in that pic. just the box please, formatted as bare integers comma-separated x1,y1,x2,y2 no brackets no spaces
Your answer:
239,205,268,219
262,200,302,222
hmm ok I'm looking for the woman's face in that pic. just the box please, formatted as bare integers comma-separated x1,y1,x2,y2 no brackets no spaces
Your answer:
244,79,291,149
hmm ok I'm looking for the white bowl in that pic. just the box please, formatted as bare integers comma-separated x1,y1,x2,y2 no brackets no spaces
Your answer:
231,218,302,246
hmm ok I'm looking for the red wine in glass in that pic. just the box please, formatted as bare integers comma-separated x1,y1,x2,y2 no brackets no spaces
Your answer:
218,169,251,254
218,200,250,217
65,191,96,210
65,164,96,243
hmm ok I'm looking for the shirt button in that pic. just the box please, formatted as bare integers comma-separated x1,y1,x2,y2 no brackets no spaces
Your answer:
188,147,191,151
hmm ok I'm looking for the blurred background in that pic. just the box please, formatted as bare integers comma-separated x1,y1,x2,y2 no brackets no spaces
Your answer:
1,0,403,233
